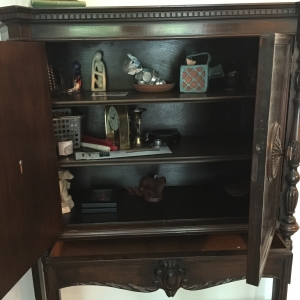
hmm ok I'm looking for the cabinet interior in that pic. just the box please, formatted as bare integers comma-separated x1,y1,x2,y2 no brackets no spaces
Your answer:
49,37,260,234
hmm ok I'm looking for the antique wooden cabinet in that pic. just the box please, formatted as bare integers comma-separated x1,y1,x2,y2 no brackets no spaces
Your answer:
0,3,300,300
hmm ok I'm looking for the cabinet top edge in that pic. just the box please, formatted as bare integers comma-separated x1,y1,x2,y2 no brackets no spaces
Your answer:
0,3,298,10
0,3,298,24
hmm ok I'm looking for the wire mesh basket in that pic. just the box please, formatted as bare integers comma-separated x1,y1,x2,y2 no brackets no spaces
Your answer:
52,109,83,149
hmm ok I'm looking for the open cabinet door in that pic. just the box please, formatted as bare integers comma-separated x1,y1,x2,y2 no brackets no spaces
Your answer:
0,42,63,298
247,34,293,285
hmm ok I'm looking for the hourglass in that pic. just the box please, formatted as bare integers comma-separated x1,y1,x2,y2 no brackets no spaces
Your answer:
130,108,147,148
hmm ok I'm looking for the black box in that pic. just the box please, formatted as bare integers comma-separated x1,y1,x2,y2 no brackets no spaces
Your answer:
81,188,117,213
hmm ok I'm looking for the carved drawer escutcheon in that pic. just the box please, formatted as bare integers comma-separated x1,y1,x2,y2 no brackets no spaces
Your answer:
152,259,247,297
153,260,186,297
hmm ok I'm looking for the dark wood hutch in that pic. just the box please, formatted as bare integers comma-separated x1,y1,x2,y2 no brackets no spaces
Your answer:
0,3,300,300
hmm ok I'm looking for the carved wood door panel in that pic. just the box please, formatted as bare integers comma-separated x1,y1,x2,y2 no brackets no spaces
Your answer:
247,33,293,285
0,41,63,298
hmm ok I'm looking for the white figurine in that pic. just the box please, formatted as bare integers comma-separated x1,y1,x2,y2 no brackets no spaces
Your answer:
91,51,106,91
58,170,74,214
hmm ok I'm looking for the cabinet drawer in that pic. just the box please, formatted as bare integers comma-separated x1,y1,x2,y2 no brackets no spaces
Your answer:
44,233,291,295
51,233,249,259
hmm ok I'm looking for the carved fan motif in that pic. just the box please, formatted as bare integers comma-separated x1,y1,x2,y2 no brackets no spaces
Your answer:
267,122,283,182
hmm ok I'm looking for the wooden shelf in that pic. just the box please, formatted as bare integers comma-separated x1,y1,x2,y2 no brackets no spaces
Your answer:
62,184,250,239
57,135,252,167
61,218,249,240
51,89,255,107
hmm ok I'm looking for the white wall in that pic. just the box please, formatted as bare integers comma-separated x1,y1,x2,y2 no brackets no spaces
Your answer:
0,0,299,299
2,271,35,300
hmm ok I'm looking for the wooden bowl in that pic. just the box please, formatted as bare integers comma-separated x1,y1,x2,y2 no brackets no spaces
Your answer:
133,83,175,93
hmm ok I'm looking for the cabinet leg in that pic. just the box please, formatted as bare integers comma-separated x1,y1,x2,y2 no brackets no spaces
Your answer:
272,278,288,300
31,259,46,300
279,39,300,248
43,266,61,300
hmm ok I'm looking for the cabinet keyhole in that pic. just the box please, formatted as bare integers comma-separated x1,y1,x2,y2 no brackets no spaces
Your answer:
19,160,23,174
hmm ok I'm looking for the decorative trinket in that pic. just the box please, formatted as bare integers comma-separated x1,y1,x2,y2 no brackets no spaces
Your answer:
58,170,74,214
67,60,82,94
105,105,130,150
58,138,73,156
130,108,147,148
242,59,257,91
180,52,224,93
126,175,166,202
223,61,240,90
91,51,106,91
47,61,65,95
123,53,167,85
